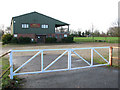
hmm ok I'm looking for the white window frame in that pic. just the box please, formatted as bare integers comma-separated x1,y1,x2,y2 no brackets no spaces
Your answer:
64,34,67,37
14,34,17,37
41,24,48,29
22,24,29,29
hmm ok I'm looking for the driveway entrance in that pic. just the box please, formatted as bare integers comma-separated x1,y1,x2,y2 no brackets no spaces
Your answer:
36,35,46,43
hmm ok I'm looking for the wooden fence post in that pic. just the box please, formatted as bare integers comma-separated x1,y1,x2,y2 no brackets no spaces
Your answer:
109,47,113,66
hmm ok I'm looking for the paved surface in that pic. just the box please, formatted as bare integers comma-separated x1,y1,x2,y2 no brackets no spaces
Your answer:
12,53,118,88
1,43,119,88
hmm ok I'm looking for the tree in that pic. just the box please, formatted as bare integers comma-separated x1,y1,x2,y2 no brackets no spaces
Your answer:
82,32,85,37
100,31,107,37
78,31,81,37
107,27,119,36
69,29,79,37
85,30,91,36
94,30,100,37
0,25,5,38
107,20,119,37
59,26,66,33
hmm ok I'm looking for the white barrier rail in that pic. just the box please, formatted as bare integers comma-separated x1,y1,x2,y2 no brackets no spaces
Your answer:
9,47,110,79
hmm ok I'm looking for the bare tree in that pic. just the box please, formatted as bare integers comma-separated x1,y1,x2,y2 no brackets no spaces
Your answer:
107,20,119,37
94,30,100,37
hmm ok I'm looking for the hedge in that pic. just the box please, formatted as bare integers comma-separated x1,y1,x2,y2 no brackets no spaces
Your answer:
45,37,57,43
11,37,18,43
18,37,31,44
2,34,13,44
61,36,74,43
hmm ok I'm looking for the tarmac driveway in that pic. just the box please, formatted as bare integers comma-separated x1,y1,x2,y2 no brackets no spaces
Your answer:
1,43,119,88
12,53,118,88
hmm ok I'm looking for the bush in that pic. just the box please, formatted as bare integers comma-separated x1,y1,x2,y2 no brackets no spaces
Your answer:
61,36,74,43
2,34,13,44
45,37,57,43
18,37,31,44
11,37,18,43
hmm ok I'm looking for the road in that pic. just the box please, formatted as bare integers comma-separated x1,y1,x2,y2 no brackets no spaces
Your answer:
12,53,118,88
1,42,119,88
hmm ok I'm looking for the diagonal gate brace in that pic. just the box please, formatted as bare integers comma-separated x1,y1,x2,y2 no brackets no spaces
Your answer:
14,51,42,73
72,50,91,66
44,50,68,70
93,49,109,63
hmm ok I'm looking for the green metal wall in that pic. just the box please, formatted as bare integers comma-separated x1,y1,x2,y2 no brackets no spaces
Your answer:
12,12,68,35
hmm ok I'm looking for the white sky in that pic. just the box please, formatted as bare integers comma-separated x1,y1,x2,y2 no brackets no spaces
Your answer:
0,0,119,33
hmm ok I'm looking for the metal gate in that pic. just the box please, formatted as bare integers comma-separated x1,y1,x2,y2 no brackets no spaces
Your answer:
9,47,111,79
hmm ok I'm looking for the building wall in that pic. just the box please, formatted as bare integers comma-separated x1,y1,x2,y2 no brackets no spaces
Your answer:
47,33,69,41
11,12,69,43
11,20,14,35
12,12,67,35
14,33,69,42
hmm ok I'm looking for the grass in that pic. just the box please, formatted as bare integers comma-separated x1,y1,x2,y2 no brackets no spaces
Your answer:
90,55,119,68
0,57,22,89
74,37,119,43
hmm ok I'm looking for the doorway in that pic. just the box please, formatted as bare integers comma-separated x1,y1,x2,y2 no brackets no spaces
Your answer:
36,35,46,43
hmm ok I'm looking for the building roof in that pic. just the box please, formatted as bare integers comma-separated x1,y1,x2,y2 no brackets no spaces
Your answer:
12,11,69,26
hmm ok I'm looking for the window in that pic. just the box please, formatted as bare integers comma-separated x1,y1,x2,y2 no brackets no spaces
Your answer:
41,24,48,29
14,34,17,37
22,24,29,28
64,34,67,37
31,38,34,42
55,35,58,38
14,21,16,23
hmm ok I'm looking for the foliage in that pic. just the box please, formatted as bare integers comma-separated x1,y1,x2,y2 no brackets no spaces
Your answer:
11,37,18,43
61,36,74,43
107,27,119,37
2,34,13,44
18,37,31,44
1,57,21,89
45,37,57,43
94,30,100,37
85,30,91,36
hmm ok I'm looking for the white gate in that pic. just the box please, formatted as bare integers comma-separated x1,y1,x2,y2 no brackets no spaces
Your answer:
9,47,111,79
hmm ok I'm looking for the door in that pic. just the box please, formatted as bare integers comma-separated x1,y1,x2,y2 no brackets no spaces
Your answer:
37,35,46,43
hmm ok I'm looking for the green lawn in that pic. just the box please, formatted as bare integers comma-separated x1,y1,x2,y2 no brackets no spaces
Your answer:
74,37,119,43
1,57,21,89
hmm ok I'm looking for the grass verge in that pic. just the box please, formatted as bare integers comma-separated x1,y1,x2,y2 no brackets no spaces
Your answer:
74,37,119,43
0,57,22,89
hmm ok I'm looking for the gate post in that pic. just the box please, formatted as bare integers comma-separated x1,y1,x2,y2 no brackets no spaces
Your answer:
41,50,44,72
109,47,113,66
68,49,71,70
91,48,93,66
9,51,13,79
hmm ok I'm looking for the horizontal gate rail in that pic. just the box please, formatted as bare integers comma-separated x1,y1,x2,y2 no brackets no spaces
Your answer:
14,63,109,76
9,46,110,79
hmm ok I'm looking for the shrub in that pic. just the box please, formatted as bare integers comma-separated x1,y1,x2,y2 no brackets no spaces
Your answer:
61,36,74,43
18,37,31,44
11,37,18,43
45,37,57,43
2,34,13,44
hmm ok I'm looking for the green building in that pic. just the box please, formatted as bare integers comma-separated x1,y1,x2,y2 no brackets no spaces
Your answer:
11,11,69,43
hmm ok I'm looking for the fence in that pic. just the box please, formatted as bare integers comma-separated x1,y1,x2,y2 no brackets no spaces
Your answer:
0,46,118,79
109,46,120,66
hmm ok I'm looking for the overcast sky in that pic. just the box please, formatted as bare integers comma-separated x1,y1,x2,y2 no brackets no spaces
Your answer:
0,0,119,33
